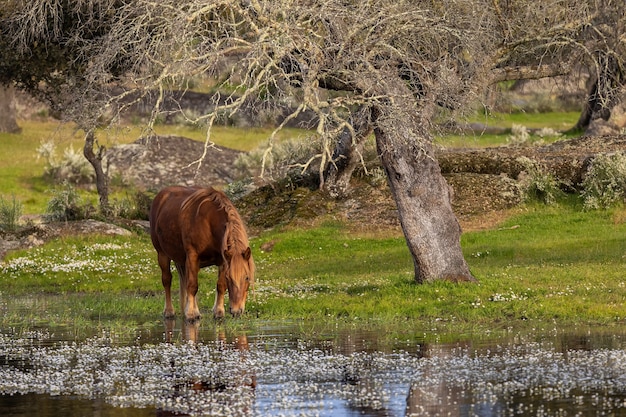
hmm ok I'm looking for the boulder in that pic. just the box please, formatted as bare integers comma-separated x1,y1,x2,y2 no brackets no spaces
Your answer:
105,135,242,190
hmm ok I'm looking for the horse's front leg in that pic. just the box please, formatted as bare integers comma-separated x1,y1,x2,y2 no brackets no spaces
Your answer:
184,253,201,321
158,253,175,319
212,266,227,319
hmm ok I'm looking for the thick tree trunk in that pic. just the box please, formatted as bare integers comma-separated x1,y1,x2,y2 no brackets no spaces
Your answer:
373,107,476,284
83,130,111,216
571,75,608,132
323,106,373,198
572,56,625,133
0,85,21,133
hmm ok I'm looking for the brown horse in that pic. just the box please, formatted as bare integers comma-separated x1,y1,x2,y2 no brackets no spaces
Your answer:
149,186,255,320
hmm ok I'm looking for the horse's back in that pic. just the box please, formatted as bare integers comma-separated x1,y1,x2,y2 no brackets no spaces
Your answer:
151,185,197,211
150,186,228,264
150,186,198,258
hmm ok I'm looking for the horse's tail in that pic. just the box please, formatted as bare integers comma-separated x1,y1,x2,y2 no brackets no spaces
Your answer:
175,262,187,310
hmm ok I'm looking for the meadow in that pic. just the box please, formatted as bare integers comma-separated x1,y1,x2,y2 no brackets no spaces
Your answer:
1,112,625,337
0,120,304,214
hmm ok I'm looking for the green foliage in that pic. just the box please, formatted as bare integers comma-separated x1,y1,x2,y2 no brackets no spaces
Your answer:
581,153,626,210
110,190,155,220
516,156,562,205
0,194,23,232
45,182,94,222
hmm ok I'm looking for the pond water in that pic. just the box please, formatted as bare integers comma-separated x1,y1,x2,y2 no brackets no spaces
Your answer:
2,317,626,417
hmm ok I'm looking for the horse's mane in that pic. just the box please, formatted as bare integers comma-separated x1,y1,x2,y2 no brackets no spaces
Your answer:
182,187,255,287
182,187,250,250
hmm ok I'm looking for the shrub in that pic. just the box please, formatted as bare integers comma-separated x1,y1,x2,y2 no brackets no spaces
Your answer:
507,124,531,146
224,179,255,201
234,136,324,181
37,140,95,184
516,157,561,205
536,127,563,140
110,190,155,220
236,134,383,188
45,182,92,221
581,153,626,210
0,194,23,232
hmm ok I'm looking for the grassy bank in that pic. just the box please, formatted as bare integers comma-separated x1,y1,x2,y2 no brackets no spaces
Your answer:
2,115,625,338
1,200,625,335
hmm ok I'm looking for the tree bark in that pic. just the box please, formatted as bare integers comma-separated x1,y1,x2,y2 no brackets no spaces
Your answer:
0,85,21,133
490,64,571,84
83,130,111,216
571,75,607,132
372,100,476,284
571,55,625,133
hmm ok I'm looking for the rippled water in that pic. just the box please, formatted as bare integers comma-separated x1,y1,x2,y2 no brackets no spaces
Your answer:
2,318,626,417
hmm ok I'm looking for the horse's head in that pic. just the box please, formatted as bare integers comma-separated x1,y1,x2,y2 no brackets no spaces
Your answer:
223,246,255,317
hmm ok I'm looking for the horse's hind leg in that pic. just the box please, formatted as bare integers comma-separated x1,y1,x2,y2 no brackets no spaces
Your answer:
158,253,175,319
174,262,187,319
183,253,202,321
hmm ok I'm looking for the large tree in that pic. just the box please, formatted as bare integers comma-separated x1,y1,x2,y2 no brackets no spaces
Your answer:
1,0,622,283
487,0,626,133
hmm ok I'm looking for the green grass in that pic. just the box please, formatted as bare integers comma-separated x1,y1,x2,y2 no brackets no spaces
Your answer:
2,202,626,334
0,121,79,213
2,114,625,337
2,114,577,213
467,111,581,130
435,111,580,148
0,120,307,214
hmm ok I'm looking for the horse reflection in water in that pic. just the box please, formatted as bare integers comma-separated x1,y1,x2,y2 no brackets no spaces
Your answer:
150,186,255,321
159,320,256,417
164,318,201,344
163,318,252,350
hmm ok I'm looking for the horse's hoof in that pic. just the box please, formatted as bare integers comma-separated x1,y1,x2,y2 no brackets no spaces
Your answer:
213,309,225,319
184,311,201,322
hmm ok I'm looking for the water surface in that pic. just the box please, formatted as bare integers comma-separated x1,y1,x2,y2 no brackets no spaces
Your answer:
2,318,626,416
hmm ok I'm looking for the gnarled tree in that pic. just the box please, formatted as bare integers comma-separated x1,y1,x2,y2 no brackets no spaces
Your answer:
2,0,623,283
